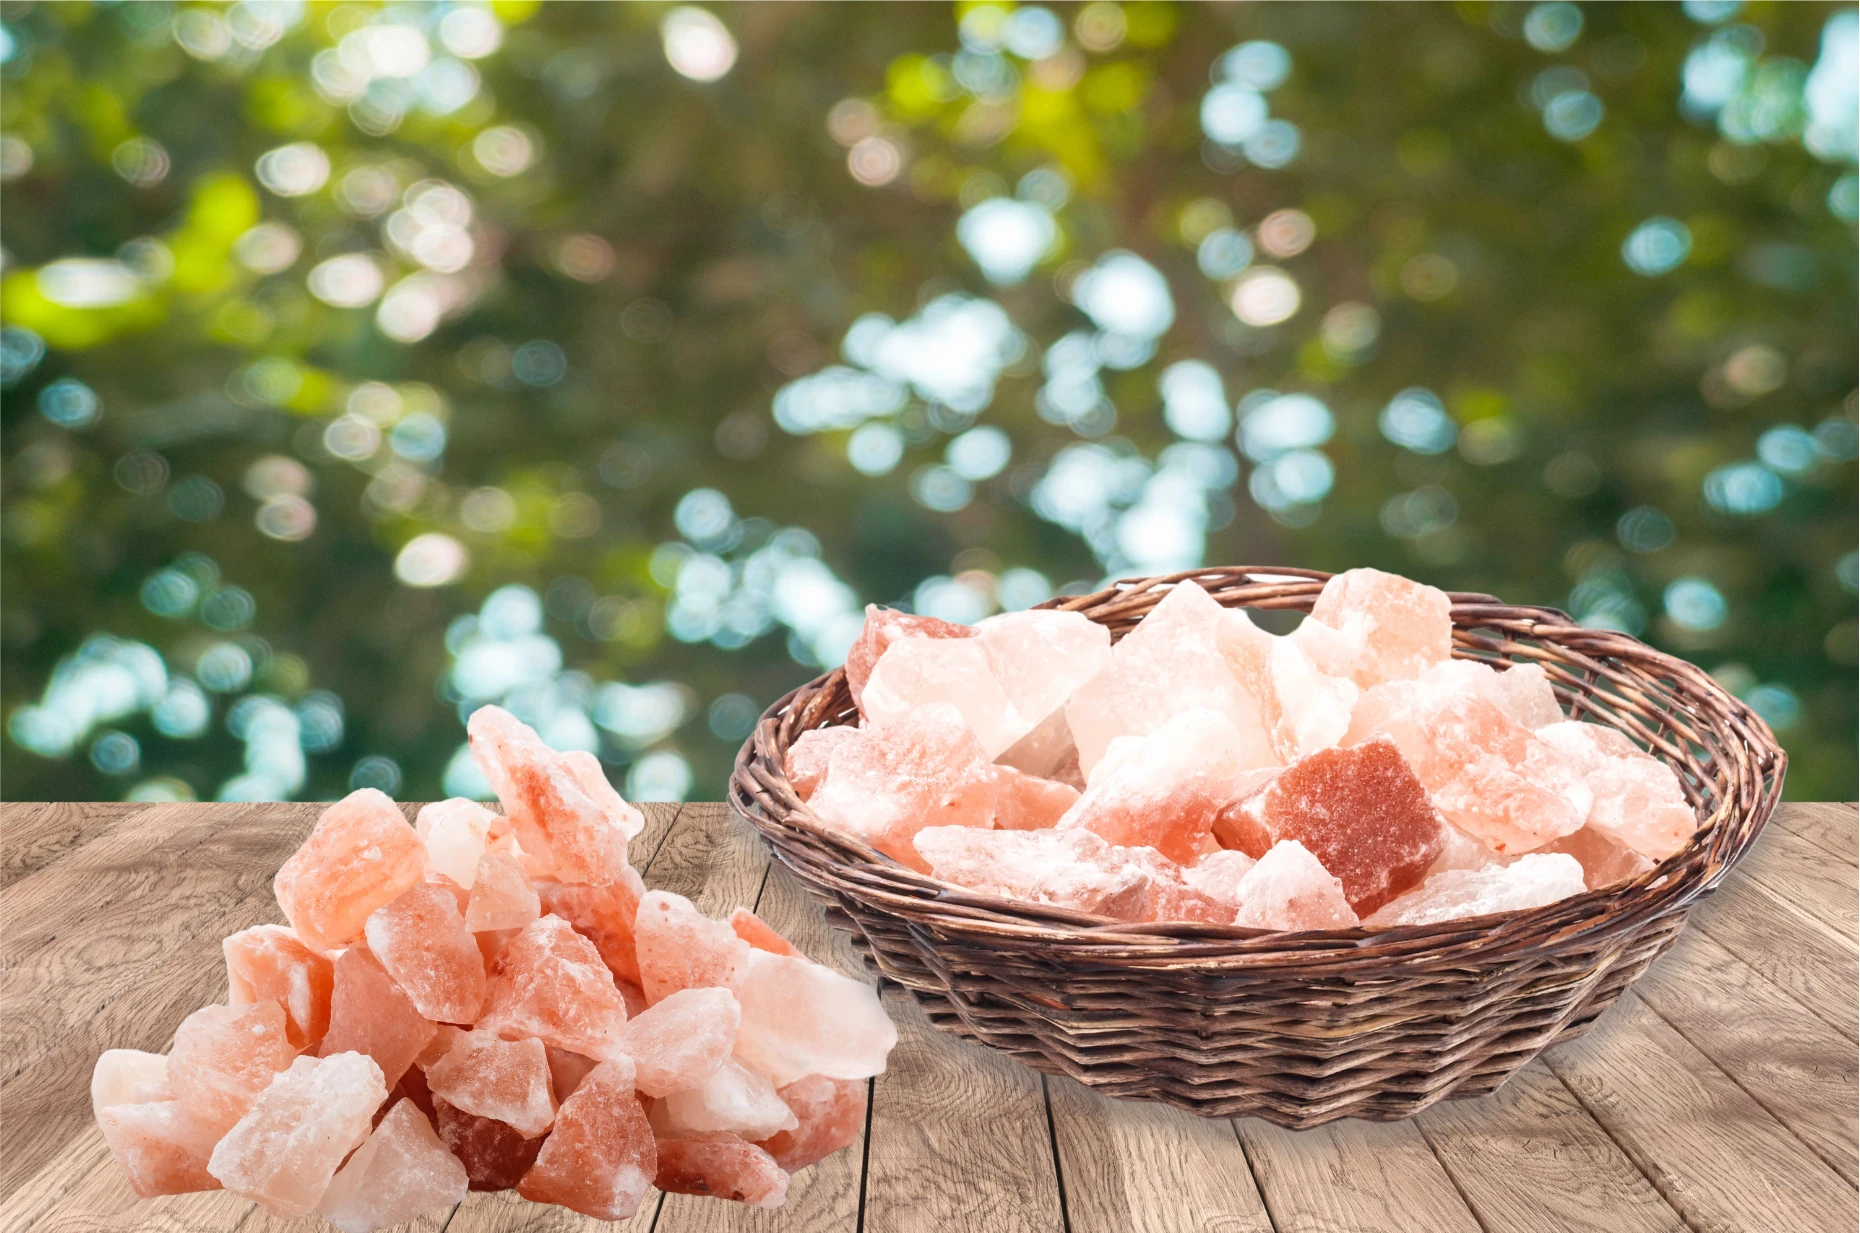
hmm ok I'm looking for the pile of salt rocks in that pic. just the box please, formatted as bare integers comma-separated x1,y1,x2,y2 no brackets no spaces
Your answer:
790,568,1697,931
91,706,896,1230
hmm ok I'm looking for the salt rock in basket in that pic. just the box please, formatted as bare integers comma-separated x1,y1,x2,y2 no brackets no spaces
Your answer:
467,704,631,885
424,1029,557,1138
274,788,426,952
636,888,752,1003
1060,707,1262,864
1180,849,1258,908
414,797,499,888
656,1133,791,1209
976,608,1113,731
654,1057,799,1139
844,604,976,707
208,1051,388,1216
1232,841,1360,931
860,631,1024,755
518,1059,658,1221
1217,610,1360,761
756,1074,868,1171
168,1001,297,1135
785,724,859,800
622,986,741,1096
1537,720,1697,859
317,1097,468,1233
364,880,488,1025
1539,824,1656,889
319,945,437,1089
477,914,631,1061
1297,566,1454,689
1367,853,1588,927
990,762,1079,830
222,924,333,1050
915,825,1149,918
734,948,899,1086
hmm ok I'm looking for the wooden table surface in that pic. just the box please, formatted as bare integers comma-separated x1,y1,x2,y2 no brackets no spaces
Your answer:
1,799,1854,1233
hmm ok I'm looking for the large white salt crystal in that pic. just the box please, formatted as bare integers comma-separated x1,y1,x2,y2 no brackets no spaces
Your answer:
652,1058,798,1141
1232,841,1359,931
1536,721,1696,859
859,635,1024,757
1217,610,1358,761
732,949,897,1087
1365,853,1587,926
92,1049,171,1117
1304,567,1453,688
317,1098,468,1233
914,826,1151,919
974,609,1111,733
415,799,498,890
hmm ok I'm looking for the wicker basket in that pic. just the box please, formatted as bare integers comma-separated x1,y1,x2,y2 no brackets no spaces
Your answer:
727,567,1785,1127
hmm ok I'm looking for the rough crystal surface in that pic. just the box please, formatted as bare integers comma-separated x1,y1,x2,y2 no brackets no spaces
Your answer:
756,1074,867,1172
434,1095,543,1191
1217,611,1359,761
1304,567,1453,688
319,946,438,1090
477,915,631,1062
733,949,897,1087
1059,708,1256,863
1231,841,1360,931
364,881,487,1025
561,748,647,840
92,1049,171,1117
168,1001,298,1136
208,1051,387,1217
635,889,752,1004
622,986,741,1097
992,703,1083,787
1179,850,1257,908
843,605,975,711
975,608,1113,746
467,705,630,886
1536,721,1696,859
97,1100,222,1198
317,1098,468,1233
546,1046,602,1102
465,851,541,933
534,871,645,984
518,1061,657,1221
1366,853,1587,926
914,826,1150,919
1539,825,1656,889
989,764,1079,830
653,1057,799,1140
415,798,497,889
222,925,334,1051
423,1030,556,1138
274,789,425,952
785,726,859,801
861,633,1024,756
655,1133,790,1209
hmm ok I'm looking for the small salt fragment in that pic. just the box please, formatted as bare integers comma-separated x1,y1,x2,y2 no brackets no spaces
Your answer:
1217,611,1359,761
317,1098,468,1233
434,1095,544,1192
97,1100,222,1197
561,748,647,840
756,1074,867,1172
992,703,1083,788
467,705,631,886
1180,849,1257,908
1232,841,1360,931
414,798,497,889
1059,708,1254,864
518,1061,657,1221
92,1049,171,1117
168,1002,298,1136
653,1057,798,1140
465,851,541,933
1536,721,1697,859
546,1046,601,1102
364,882,487,1025
915,826,1149,919
728,907,799,956
1117,845,1239,925
535,870,645,984
1429,822,1504,875
223,925,335,1051
621,986,741,1097
208,1051,387,1217
319,945,437,1090
274,789,426,952
635,889,752,1004
1366,853,1587,926
989,763,1079,830
1485,662,1563,728
843,605,975,710
975,607,1113,740
861,633,1025,756
655,1133,790,1209
424,1030,556,1138
477,915,632,1062
1539,825,1656,889
785,726,859,801
1304,567,1453,688
733,949,898,1087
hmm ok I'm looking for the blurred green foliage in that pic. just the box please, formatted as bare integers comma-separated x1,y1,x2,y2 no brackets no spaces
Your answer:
2,0,1854,804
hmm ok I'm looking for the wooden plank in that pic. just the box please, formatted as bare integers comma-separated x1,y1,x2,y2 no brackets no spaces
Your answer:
1632,925,1859,1185
1733,822,1858,943
1414,1063,1687,1233
1047,1076,1273,1233
1236,1115,1484,1233
0,1127,112,1233
1689,866,1859,1042
5,1144,250,1233
1771,802,1858,867
638,802,768,914
0,803,139,889
1544,991,1857,1233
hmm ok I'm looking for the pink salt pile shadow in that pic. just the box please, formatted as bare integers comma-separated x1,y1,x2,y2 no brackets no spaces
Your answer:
91,704,894,1229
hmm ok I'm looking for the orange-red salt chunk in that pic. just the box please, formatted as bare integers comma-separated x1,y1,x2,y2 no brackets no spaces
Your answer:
274,789,425,952
424,1030,557,1138
756,1074,866,1171
223,925,335,1051
1058,708,1251,864
467,705,631,887
843,604,976,710
635,890,752,1004
97,1100,221,1197
475,927,519,970
728,907,798,956
621,987,740,1097
465,851,540,933
535,869,645,984
653,1057,798,1140
1215,738,1445,915
546,1046,601,1102
476,915,631,1062
317,1097,468,1233
414,798,497,889
319,946,437,1090
561,748,647,840
1232,841,1360,931
168,1002,297,1137
1539,825,1656,889
518,1061,657,1221
989,764,1078,830
92,1049,171,1116
364,882,487,1025
434,1095,544,1191
733,949,897,1087
784,726,858,801
207,1051,387,1217
1306,567,1453,688
654,1133,790,1209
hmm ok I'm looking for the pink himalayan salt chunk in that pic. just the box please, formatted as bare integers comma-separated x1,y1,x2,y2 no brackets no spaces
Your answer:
974,609,1113,731
1217,611,1360,761
733,948,898,1087
1366,853,1587,926
415,1025,468,1071
224,925,335,1050
434,1096,543,1191
561,748,646,840
1346,669,1590,855
653,1058,798,1140
364,882,487,1025
1414,658,1566,730
862,633,1024,757
1536,721,1697,859
93,1049,171,1117
1180,849,1258,908
1118,845,1240,925
467,705,630,886
465,851,540,933
536,868,646,985
414,798,497,889
1540,825,1656,889
477,915,631,1062
1059,708,1257,864
97,1100,221,1197
806,703,998,873
1065,581,1277,777
519,1061,657,1221
319,945,437,1090
756,1074,867,1171
990,763,1078,830
168,1001,298,1136
1429,822,1504,875
274,789,425,952
1304,567,1453,689
424,1030,556,1138
729,906,799,956
785,726,859,801
1215,738,1444,915
621,986,741,1097
655,1133,790,1209
843,605,976,710
547,1046,601,1102
993,703,1085,789
208,1051,387,1217
317,1098,468,1233
636,889,752,1004
1232,841,1360,931
915,826,1150,919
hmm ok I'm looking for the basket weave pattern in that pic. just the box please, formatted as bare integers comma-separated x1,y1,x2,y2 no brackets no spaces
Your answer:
728,567,1786,1127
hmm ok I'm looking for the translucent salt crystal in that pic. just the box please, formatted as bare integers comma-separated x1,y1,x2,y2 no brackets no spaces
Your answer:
1429,822,1504,875
535,869,645,984
97,1100,221,1197
993,704,1083,787
1536,721,1697,859
635,889,751,1004
1540,825,1655,889
1232,841,1359,931
989,763,1079,830
92,1049,170,1116
414,798,497,889
317,1098,468,1233
208,1051,387,1217
1304,567,1454,688
168,1002,297,1136
843,604,975,710
223,925,335,1051
1059,708,1256,863
477,916,632,1062
518,1061,657,1221
655,1133,790,1208
415,1025,467,1072
1065,581,1276,776
465,851,540,933
623,987,741,1097
274,789,426,952
806,703,998,872
561,748,646,840
1486,662,1563,728
1217,611,1359,760
319,945,438,1090
423,1030,556,1138
785,726,859,800
653,1057,798,1140
756,1074,867,1171
434,1095,543,1191
1365,853,1587,926
728,907,799,956
1117,846,1238,925
546,1046,601,1102
427,873,470,914
861,634,1024,756
975,608,1113,738
1180,849,1257,908
364,882,487,1025
915,826,1147,919
733,948,898,1087
467,705,630,886
1214,738,1444,915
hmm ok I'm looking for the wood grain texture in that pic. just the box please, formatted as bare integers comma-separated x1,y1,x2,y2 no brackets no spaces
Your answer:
0,802,138,889
1772,801,1858,866
1734,819,1858,942
1688,859,1859,1042
1236,1116,1484,1233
